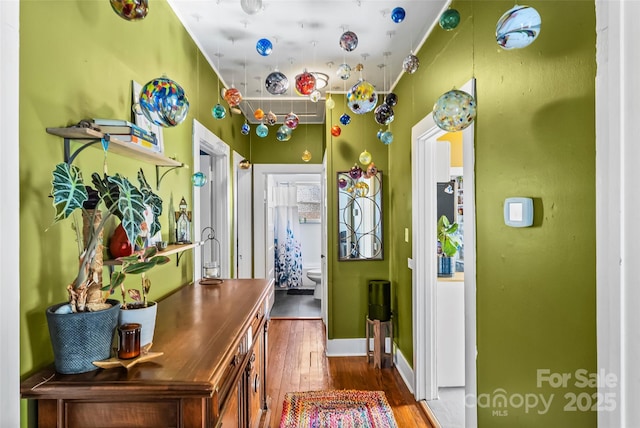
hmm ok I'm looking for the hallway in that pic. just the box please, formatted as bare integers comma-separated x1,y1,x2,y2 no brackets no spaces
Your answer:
266,319,433,427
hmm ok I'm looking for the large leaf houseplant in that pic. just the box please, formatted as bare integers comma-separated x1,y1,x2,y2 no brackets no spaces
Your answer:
437,215,462,277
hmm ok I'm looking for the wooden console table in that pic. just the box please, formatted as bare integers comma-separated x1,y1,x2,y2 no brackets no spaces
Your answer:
21,278,275,428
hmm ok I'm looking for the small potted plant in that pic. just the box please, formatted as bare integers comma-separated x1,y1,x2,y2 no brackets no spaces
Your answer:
437,215,462,277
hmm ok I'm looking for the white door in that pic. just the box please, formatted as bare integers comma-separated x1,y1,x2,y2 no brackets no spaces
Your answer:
233,151,252,278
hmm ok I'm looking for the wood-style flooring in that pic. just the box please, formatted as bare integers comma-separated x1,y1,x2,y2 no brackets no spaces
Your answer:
266,319,433,427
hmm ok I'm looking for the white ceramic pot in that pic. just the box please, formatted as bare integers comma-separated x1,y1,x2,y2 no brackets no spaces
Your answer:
118,301,157,348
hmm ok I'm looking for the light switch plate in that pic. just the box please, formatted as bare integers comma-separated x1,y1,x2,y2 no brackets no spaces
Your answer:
504,197,534,227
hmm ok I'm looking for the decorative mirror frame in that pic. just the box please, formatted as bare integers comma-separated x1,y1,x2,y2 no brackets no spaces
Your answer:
337,170,383,261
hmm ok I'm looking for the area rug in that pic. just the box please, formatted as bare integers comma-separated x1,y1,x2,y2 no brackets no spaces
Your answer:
280,389,398,428
287,288,315,295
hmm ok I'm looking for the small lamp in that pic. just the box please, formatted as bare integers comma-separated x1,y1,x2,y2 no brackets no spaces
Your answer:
200,226,223,285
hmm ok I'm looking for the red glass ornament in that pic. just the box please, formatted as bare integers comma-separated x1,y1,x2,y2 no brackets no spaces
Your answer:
295,71,316,96
331,125,342,137
223,88,242,107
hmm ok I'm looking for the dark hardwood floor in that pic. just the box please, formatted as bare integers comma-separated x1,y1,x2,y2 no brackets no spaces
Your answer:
266,319,434,427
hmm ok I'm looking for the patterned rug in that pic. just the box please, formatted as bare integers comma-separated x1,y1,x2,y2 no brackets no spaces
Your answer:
280,389,398,428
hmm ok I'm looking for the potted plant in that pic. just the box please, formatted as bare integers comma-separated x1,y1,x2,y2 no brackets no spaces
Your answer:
437,215,462,277
47,162,162,373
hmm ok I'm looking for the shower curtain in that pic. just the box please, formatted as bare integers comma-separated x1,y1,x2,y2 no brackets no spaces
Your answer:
274,183,303,288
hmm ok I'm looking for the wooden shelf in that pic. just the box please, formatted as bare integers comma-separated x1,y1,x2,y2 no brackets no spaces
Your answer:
104,242,200,266
46,126,182,167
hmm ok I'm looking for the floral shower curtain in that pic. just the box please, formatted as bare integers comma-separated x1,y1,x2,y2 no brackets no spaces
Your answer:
274,183,303,288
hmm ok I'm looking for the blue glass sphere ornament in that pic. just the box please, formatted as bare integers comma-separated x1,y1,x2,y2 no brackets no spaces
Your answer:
377,129,383,140
110,0,148,21
359,150,372,165
337,63,351,80
265,111,277,126
432,89,477,131
380,131,394,145
439,8,460,30
295,70,316,96
391,7,406,23
347,80,378,114
211,103,226,119
191,172,207,187
241,122,250,135
284,112,300,129
256,38,272,56
265,71,289,95
256,123,269,137
496,5,541,50
385,92,398,107
139,76,190,127
374,103,394,125
326,97,336,109
339,113,352,125
349,164,363,180
309,90,321,103
241,0,262,15
276,125,293,141
402,54,420,74
339,31,358,52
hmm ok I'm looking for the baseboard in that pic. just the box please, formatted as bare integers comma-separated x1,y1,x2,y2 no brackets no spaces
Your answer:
326,338,367,356
393,347,415,394
419,400,442,428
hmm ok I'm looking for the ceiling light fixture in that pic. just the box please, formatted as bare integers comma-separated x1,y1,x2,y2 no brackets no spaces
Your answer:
311,72,329,89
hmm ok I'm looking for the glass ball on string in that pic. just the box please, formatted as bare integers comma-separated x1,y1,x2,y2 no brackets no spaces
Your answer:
301,150,312,162
349,164,363,180
254,108,265,120
241,122,250,135
339,113,351,125
432,89,477,131
380,131,394,145
391,7,406,23
265,111,277,126
403,54,420,74
256,123,268,137
295,70,316,96
110,0,148,21
339,31,358,52
326,97,336,109
139,76,190,127
367,162,378,177
265,71,289,95
276,125,293,141
239,159,252,169
211,103,226,119
331,125,342,137
223,87,242,107
359,150,372,165
347,80,378,114
284,112,299,129
337,63,351,80
241,0,262,15
439,8,461,30
374,103,394,125
338,177,349,189
385,92,398,107
496,5,541,50
256,38,273,56
191,172,207,187
309,90,321,103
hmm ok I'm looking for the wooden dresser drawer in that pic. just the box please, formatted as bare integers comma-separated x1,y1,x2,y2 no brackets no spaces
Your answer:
65,400,179,427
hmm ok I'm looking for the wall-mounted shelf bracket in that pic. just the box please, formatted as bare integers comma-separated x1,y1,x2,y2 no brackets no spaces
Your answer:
156,162,187,190
64,137,102,165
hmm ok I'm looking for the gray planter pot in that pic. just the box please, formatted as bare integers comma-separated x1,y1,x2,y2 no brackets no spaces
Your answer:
437,256,455,277
46,299,121,374
118,301,157,348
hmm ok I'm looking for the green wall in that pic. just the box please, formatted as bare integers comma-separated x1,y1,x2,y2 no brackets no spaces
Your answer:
250,123,324,164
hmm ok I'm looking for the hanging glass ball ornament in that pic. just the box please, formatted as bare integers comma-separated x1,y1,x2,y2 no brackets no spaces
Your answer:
256,123,269,137
331,125,342,137
253,108,265,120
265,71,289,95
496,5,541,50
339,113,352,125
276,125,292,141
309,90,321,103
380,131,394,145
241,0,262,15
139,76,190,127
359,150,372,165
385,92,398,107
256,38,273,56
326,97,336,109
239,159,252,169
191,172,207,187
338,177,349,189
265,110,277,126
337,63,351,80
402,54,420,74
295,70,316,96
391,7,406,23
347,80,378,114
432,89,477,131
354,181,369,197
301,150,312,162
339,31,359,52
211,103,226,119
439,8,461,30
284,112,300,129
374,103,394,125
367,162,378,177
223,87,242,107
354,63,364,72
110,0,148,21
349,164,363,180
241,122,250,135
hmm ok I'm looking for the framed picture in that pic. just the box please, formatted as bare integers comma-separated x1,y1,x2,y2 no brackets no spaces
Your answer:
132,80,164,154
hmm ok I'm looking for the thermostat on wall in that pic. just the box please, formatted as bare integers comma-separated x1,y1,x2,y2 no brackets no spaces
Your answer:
504,197,534,227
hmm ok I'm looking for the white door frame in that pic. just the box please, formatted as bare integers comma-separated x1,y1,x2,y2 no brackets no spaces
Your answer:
321,152,328,326
412,79,477,426
192,119,231,281
233,151,252,278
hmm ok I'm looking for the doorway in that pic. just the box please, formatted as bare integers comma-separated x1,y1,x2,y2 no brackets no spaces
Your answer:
411,80,477,427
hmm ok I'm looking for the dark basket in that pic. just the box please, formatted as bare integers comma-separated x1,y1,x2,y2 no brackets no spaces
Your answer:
46,299,121,374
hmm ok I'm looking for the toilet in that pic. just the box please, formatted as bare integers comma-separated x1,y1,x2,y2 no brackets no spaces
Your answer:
306,268,322,300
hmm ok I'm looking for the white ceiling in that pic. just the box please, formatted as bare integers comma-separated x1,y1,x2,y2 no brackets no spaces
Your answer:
168,0,450,124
